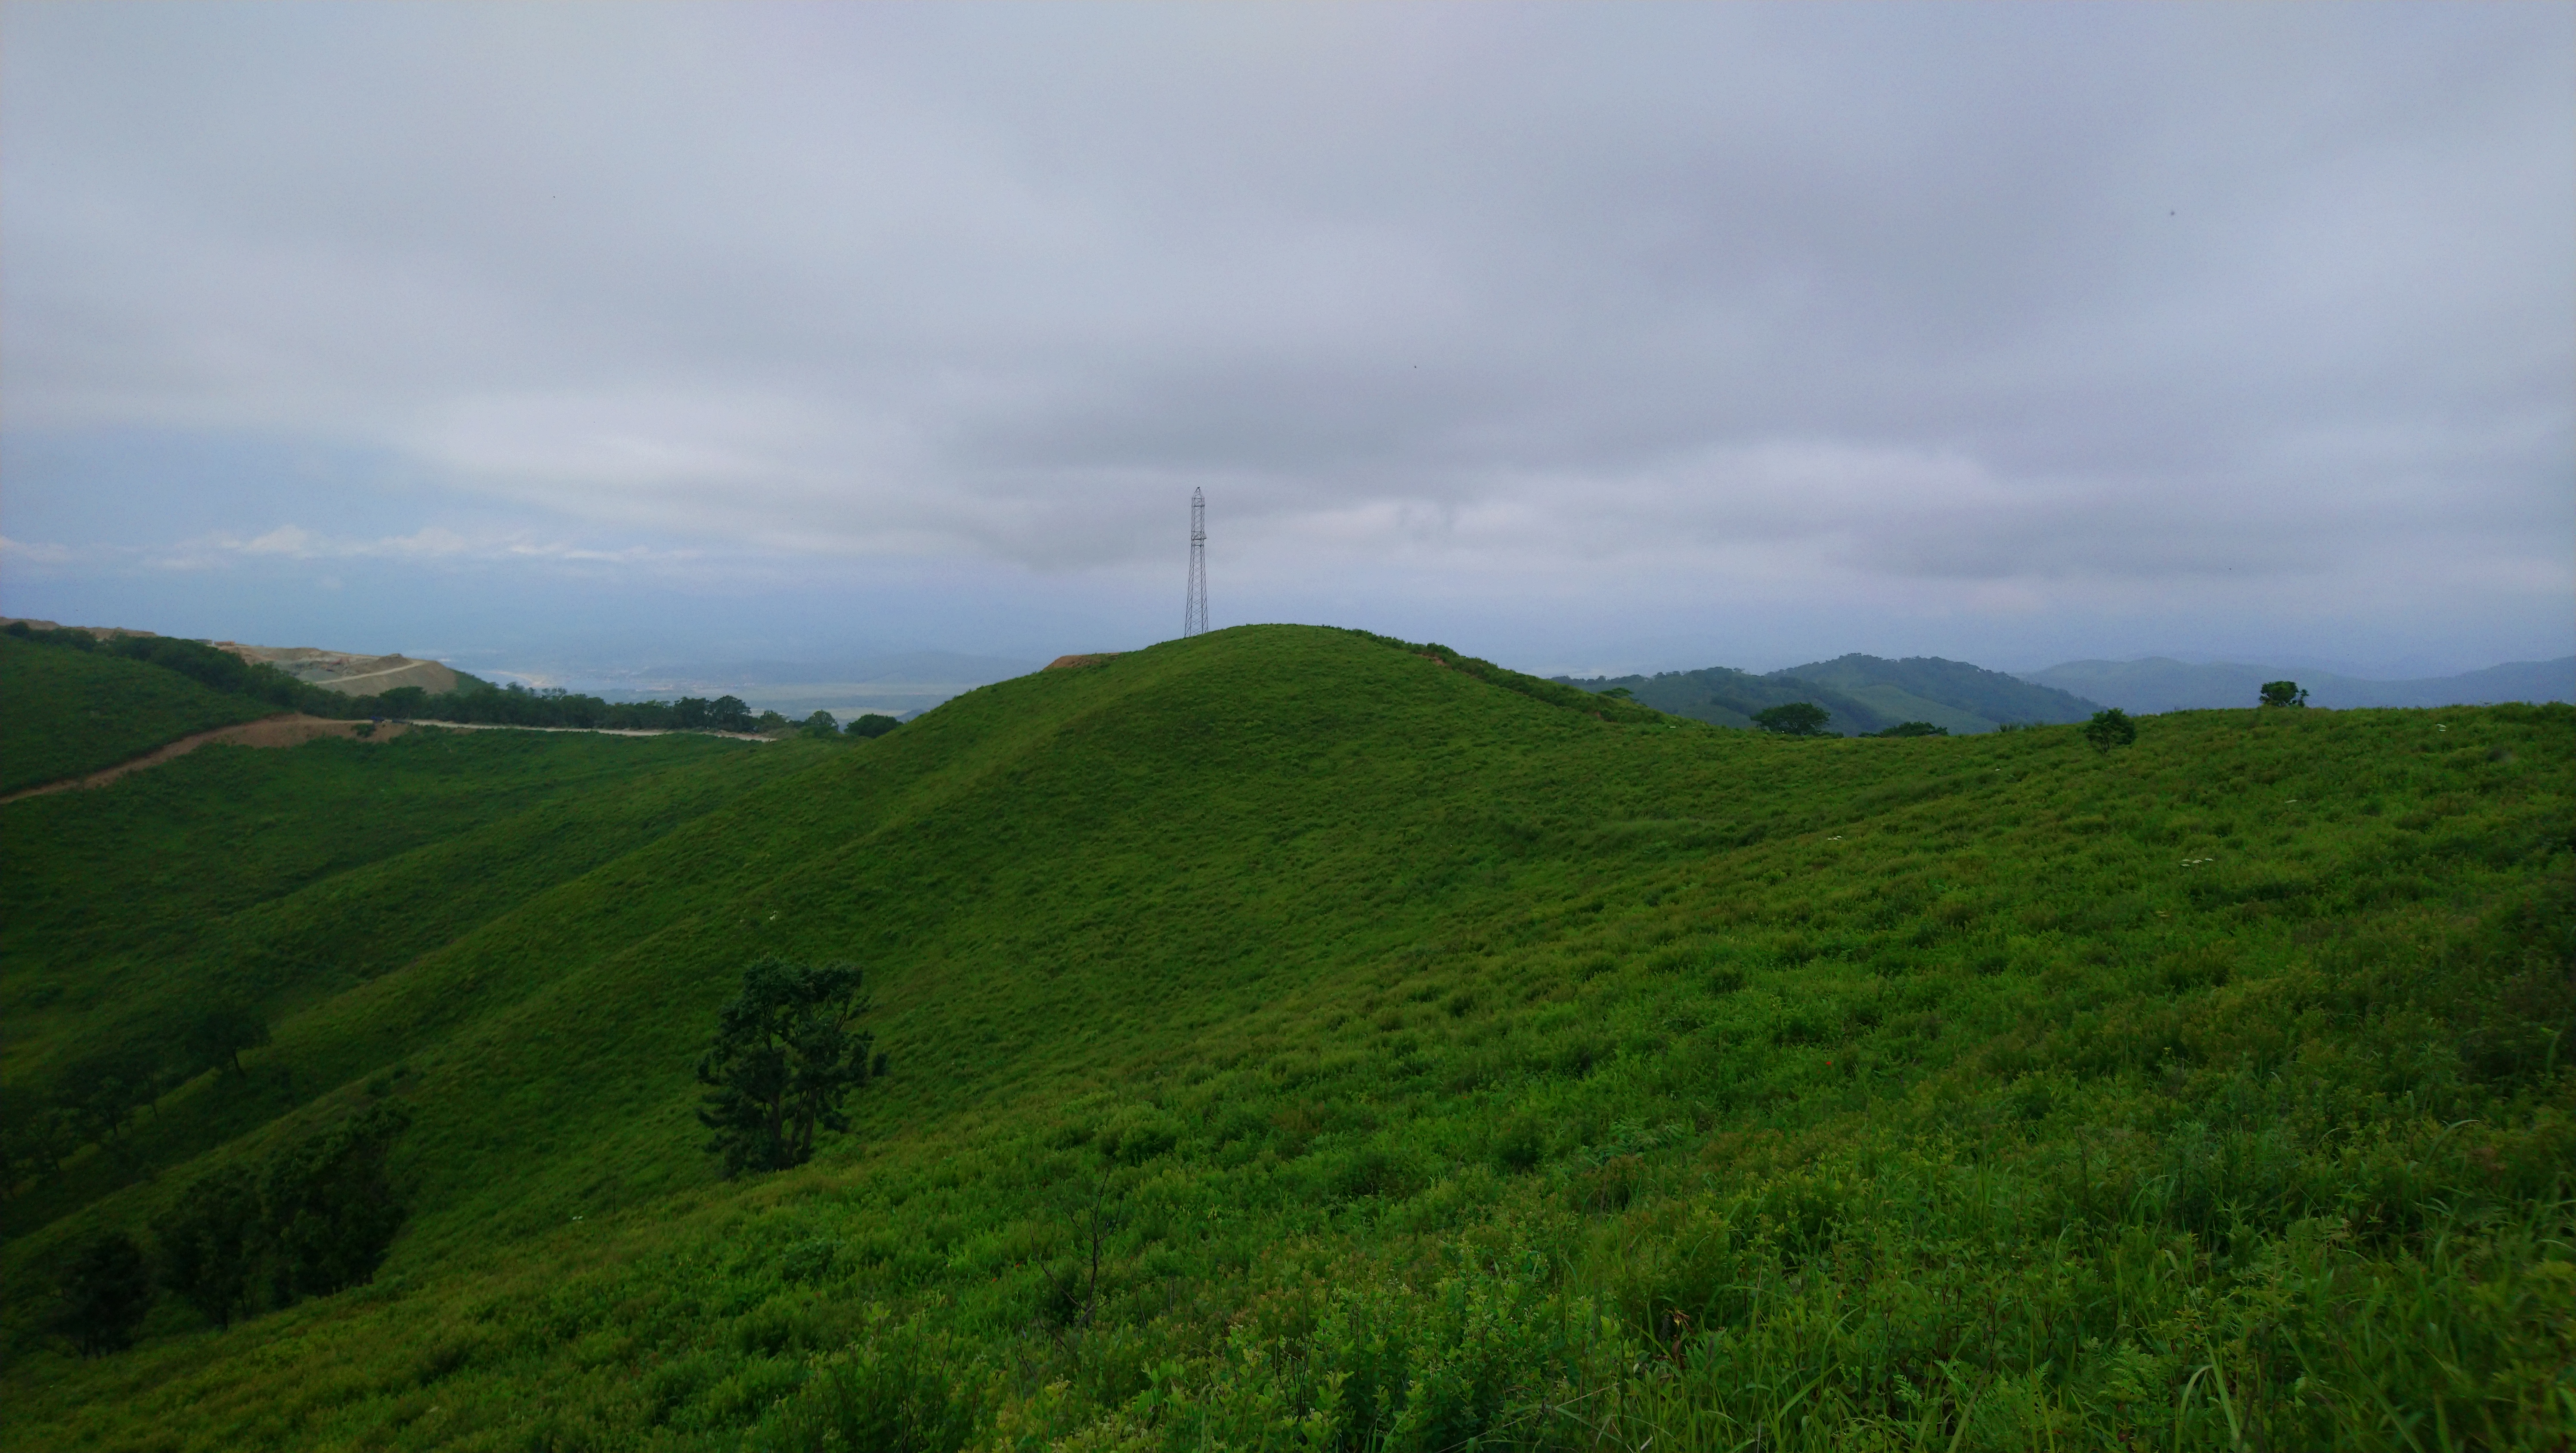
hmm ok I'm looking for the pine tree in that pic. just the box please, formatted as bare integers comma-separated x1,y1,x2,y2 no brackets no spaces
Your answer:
697,957,886,1176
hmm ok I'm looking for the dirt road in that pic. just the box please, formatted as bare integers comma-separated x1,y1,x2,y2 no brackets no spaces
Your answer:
0,715,774,807
0,715,410,805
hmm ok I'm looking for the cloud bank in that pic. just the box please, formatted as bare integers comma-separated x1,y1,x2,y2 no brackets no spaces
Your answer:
3,3,2568,673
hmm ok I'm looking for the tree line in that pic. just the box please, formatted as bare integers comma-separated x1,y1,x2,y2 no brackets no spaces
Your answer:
46,954,874,1360
3,1002,273,1198
52,1103,410,1356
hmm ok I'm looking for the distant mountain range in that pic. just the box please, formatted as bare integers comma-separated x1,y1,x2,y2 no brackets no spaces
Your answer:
2018,656,2576,714
1557,650,2576,734
1554,654,2101,735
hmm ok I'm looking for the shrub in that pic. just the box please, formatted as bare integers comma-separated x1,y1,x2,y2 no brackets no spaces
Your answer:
2082,708,2138,751
259,1103,412,1303
1752,702,1831,736
697,957,887,1176
764,1332,978,1453
155,1166,260,1329
54,1232,152,1357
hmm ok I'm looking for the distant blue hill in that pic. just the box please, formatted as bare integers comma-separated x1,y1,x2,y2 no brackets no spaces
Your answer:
2018,656,2576,715
1555,654,2101,735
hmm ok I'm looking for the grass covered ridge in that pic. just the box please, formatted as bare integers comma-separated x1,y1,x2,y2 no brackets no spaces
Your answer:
1,624,2570,1450
0,634,280,793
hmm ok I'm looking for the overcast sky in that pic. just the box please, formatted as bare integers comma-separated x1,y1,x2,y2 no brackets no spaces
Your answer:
4,2,2569,678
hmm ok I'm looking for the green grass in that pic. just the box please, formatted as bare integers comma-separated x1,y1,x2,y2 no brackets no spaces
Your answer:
0,726,814,1237
1,624,2569,1451
0,634,279,793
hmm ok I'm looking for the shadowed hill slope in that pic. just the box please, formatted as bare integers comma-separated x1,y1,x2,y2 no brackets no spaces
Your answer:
1554,662,1892,732
1555,652,2100,734
1774,653,2100,731
2,624,2570,1451
0,634,279,793
0,726,807,1240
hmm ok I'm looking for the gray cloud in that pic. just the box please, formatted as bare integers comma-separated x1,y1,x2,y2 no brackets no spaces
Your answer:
2,2,2568,669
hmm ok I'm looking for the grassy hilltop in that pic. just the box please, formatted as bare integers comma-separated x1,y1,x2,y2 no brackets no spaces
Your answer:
2,624,2570,1451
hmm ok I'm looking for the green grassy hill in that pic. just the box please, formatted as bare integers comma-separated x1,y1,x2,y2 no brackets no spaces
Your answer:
0,726,808,1238
0,634,281,793
1776,653,2102,730
2,625,2569,1451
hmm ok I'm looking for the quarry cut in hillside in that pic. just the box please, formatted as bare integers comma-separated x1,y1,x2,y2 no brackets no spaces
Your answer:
0,617,465,696
212,642,461,696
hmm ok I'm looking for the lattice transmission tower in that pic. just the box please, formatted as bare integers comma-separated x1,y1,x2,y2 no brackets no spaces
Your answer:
1182,487,1209,637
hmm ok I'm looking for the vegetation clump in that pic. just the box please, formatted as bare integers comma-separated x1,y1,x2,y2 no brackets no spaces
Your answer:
2083,705,2139,749
697,957,887,1176
1752,700,1831,735
40,1102,416,1356
52,1231,151,1358
2261,678,2310,708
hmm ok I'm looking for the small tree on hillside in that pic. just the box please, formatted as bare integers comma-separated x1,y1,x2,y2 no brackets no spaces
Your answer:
697,957,887,1177
155,1165,260,1329
1752,702,1831,736
2260,680,2307,708
189,1001,270,1078
56,1056,146,1150
0,1088,74,1192
845,714,900,739
2083,708,2138,751
54,1232,152,1357
258,1102,412,1304
799,710,841,740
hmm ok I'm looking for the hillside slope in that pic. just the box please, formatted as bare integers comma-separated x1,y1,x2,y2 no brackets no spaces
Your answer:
3,624,2570,1452
1775,653,2101,730
0,634,279,793
0,727,809,1238
1555,653,2099,735
1555,663,1894,732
